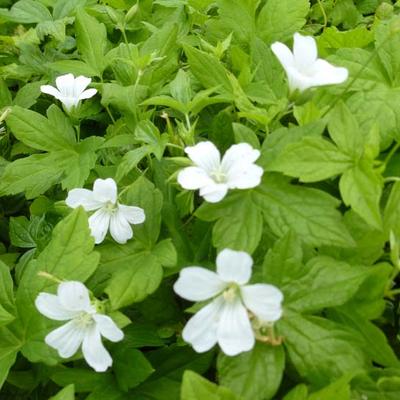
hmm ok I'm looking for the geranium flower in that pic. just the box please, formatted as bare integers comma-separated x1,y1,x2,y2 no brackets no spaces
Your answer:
271,32,348,94
173,249,283,356
177,142,263,203
40,73,97,111
65,178,145,244
35,281,123,372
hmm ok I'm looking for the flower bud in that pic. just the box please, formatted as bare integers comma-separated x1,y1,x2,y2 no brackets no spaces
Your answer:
125,3,139,23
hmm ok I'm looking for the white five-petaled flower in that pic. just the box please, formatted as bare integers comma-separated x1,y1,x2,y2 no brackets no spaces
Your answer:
177,141,263,203
35,281,123,372
65,178,145,244
271,32,348,94
40,73,97,112
173,249,283,356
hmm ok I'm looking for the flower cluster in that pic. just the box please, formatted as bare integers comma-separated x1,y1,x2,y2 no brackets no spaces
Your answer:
174,249,283,355
35,31,348,372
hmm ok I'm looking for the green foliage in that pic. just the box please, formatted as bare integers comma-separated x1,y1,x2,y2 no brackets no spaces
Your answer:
0,0,399,398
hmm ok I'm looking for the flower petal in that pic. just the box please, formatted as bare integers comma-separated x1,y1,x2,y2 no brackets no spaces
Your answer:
178,166,214,190
293,32,317,71
65,188,103,211
58,281,92,312
79,88,97,100
73,75,91,97
174,267,226,301
93,314,124,342
92,178,117,204
185,141,221,173
45,320,86,358
55,73,75,95
311,59,349,87
109,211,133,244
182,296,224,353
226,164,263,189
35,293,79,320
271,41,295,73
199,183,228,203
118,204,145,224
217,298,254,356
221,143,260,172
88,208,111,244
40,85,62,99
216,249,252,284
82,326,113,372
241,284,283,323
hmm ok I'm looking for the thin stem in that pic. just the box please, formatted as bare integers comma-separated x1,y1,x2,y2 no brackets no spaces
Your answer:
121,26,129,45
75,124,81,142
383,142,400,171
317,0,328,30
105,105,116,124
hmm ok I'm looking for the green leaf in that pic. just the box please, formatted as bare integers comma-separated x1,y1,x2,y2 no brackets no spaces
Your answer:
13,81,43,109
0,347,17,390
280,312,366,386
170,69,193,104
217,343,285,400
328,102,364,158
7,106,75,152
152,239,177,268
184,45,232,95
16,208,99,363
253,175,354,248
286,256,369,313
181,370,238,400
0,261,15,327
124,177,163,247
257,0,310,43
49,384,75,400
49,60,100,77
329,309,399,368
75,8,107,76
113,345,154,392
270,136,353,182
0,0,52,23
307,374,353,400
339,161,383,229
105,252,163,310
0,152,68,199
384,181,400,237
262,231,304,287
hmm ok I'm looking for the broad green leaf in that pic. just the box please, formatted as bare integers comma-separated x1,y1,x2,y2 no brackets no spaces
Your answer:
257,0,309,43
7,106,75,152
75,8,107,76
253,175,354,248
16,208,99,363
0,152,68,199
49,384,75,400
13,81,43,108
384,181,400,237
318,26,373,50
262,231,304,287
328,102,364,159
283,385,308,400
339,161,383,229
217,343,285,400
270,136,353,182
329,309,399,368
0,261,15,327
0,0,52,23
170,69,193,104
232,123,260,149
116,146,150,181
307,374,353,400
124,177,163,247
49,60,100,77
0,346,18,390
105,252,163,309
152,239,177,268
181,370,238,400
113,345,154,392
286,256,369,313
280,312,367,386
53,0,87,19
184,45,232,95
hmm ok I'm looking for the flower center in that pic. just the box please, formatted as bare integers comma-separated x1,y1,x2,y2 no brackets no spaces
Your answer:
223,283,239,302
75,312,95,328
104,201,117,213
210,168,227,183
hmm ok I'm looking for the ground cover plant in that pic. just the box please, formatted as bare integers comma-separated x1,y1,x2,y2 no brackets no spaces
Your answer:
2,0,400,398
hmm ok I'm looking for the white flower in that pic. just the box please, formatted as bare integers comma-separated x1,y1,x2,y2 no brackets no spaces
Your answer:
173,249,283,356
177,141,263,203
40,73,97,111
65,178,145,244
271,32,348,94
35,281,123,372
